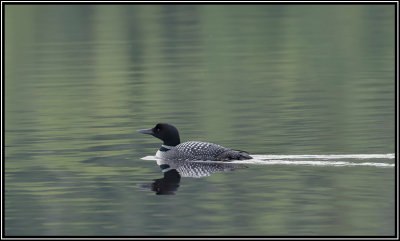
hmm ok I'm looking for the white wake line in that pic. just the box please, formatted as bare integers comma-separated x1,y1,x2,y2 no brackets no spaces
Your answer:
141,156,159,161
251,153,394,160
219,153,395,168
229,159,394,167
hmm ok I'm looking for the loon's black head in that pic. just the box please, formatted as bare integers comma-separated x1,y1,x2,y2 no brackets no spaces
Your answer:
137,123,181,146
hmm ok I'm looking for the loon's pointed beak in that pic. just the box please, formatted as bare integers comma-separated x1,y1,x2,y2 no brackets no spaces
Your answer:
137,128,154,135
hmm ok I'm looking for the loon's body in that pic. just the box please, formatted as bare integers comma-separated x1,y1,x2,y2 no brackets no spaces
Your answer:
156,141,251,161
137,123,252,162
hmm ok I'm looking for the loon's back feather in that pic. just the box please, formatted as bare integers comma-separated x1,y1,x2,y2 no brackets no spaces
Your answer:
164,141,252,161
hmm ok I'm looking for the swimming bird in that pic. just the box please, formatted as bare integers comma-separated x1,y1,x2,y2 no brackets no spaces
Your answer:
137,123,252,161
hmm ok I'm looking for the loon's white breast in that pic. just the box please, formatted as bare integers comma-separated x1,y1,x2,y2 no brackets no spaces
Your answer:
156,144,175,158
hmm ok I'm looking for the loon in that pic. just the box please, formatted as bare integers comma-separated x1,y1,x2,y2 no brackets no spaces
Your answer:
137,123,252,161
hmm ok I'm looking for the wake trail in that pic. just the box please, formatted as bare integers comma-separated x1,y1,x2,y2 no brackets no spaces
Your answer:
230,153,395,167
250,153,394,160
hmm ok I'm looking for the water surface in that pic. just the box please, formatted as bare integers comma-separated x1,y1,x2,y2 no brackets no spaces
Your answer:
4,4,395,236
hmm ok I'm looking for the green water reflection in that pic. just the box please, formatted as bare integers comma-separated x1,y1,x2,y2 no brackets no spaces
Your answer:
5,4,394,236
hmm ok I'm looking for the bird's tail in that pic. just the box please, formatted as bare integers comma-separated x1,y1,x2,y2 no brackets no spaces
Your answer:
218,149,253,161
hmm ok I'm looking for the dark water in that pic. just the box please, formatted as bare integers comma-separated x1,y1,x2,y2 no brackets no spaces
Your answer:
4,5,395,236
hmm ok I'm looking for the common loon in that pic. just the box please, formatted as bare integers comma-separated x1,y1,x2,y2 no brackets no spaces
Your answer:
137,123,252,161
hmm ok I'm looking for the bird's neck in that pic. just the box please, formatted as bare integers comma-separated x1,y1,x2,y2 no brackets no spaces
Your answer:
163,135,180,147
159,144,175,152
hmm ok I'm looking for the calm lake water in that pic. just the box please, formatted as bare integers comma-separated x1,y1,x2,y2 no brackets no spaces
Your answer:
4,4,395,236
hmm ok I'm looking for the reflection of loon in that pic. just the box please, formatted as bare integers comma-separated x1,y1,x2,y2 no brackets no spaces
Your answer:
137,123,252,161
157,158,247,178
137,169,181,195
137,159,246,195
